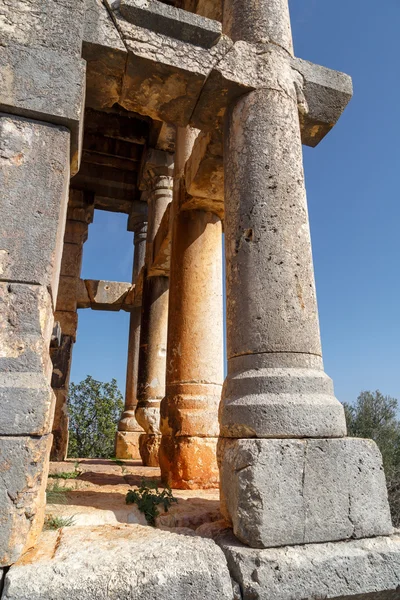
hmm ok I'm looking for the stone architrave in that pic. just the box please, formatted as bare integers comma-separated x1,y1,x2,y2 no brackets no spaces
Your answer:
116,214,148,460
135,151,174,466
159,127,223,489
0,0,85,566
217,0,392,550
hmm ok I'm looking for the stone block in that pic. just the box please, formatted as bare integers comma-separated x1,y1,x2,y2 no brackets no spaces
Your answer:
0,46,86,174
120,0,222,47
56,276,78,313
218,438,393,549
76,279,91,309
0,283,53,376
291,57,354,147
59,243,84,279
63,220,90,246
50,389,69,462
54,311,79,341
51,335,74,390
107,1,232,125
0,434,52,567
217,530,400,600
185,130,224,201
2,524,235,599
0,115,70,298
85,280,132,311
115,431,141,460
83,0,127,110
139,434,161,467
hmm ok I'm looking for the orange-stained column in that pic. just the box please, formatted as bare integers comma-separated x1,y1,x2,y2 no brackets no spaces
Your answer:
135,150,174,466
115,217,147,459
160,128,224,489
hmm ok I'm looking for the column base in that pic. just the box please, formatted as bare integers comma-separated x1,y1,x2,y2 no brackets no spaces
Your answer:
218,437,393,549
215,529,400,600
139,434,161,467
115,431,141,460
159,436,219,490
220,359,347,438
117,410,142,433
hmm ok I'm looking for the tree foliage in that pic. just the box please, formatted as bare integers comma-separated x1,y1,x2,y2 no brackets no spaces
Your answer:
343,390,400,526
67,376,124,459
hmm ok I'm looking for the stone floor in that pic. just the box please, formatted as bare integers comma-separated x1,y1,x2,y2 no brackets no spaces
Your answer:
46,458,222,532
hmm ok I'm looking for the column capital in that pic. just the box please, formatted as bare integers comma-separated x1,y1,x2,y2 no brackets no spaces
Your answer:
138,148,175,191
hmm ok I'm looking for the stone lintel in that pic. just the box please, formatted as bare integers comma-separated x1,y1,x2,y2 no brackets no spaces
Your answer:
107,0,232,125
216,531,400,600
219,438,392,549
149,203,171,277
0,46,86,175
77,280,135,312
190,41,353,147
83,0,127,110
120,0,222,48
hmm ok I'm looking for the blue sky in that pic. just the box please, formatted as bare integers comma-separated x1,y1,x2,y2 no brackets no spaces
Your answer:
71,0,400,405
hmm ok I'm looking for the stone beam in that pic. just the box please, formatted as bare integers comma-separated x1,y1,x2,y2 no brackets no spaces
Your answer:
191,42,353,147
106,0,232,126
77,280,135,311
83,0,127,110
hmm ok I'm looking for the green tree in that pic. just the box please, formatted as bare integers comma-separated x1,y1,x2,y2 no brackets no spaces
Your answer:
343,390,400,526
67,376,124,459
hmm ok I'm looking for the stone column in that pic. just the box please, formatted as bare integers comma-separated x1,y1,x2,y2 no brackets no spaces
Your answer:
159,127,224,489
50,190,94,461
116,218,148,459
218,0,392,548
0,0,85,566
135,150,174,466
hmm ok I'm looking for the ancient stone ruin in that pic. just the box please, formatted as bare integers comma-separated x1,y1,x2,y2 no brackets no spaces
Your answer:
1,0,400,598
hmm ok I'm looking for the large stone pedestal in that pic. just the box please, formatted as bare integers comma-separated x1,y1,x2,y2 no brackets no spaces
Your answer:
219,438,393,549
115,431,141,460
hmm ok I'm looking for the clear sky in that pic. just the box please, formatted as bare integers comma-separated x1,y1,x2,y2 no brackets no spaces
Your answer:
71,0,400,406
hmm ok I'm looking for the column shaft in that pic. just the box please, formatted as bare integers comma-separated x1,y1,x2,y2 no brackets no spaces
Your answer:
135,165,173,466
116,221,147,459
159,126,224,489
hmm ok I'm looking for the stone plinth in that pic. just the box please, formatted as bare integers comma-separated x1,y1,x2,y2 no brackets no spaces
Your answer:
115,431,141,460
216,530,400,600
219,438,393,548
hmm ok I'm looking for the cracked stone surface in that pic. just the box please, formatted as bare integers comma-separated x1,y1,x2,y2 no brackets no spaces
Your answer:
2,524,235,599
213,528,400,600
219,437,393,548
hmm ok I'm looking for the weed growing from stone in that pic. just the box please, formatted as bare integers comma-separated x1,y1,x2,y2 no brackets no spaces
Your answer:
48,471,80,480
44,515,75,530
111,458,124,467
46,482,73,505
126,481,177,526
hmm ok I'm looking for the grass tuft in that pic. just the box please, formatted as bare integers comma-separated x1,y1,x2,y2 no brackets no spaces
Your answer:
44,515,75,530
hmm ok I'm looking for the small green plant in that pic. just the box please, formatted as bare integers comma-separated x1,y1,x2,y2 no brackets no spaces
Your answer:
44,515,75,530
126,481,177,526
111,458,124,467
48,471,80,480
46,482,73,505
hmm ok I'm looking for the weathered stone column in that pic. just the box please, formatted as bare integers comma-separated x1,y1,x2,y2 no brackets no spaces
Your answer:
0,0,85,566
159,127,223,489
218,0,392,548
116,216,148,459
51,190,94,461
135,150,173,466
